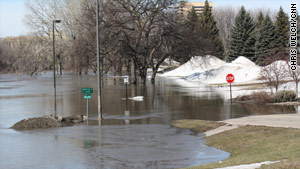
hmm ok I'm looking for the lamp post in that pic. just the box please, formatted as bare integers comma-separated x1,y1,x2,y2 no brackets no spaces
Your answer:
96,0,102,120
53,20,61,117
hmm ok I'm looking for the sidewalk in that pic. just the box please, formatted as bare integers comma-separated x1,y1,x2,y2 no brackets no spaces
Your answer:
205,114,300,137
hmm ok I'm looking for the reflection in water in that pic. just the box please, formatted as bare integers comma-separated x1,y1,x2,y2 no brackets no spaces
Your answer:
0,74,298,128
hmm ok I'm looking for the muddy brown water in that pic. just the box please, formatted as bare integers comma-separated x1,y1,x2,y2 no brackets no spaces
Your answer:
0,73,297,169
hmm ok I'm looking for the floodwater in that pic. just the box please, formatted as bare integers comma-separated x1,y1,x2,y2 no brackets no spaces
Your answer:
0,73,298,168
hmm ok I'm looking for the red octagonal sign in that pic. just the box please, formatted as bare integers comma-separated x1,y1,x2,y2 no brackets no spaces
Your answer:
226,74,234,83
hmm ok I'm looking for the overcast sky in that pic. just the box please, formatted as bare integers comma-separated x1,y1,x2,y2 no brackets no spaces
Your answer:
0,0,297,37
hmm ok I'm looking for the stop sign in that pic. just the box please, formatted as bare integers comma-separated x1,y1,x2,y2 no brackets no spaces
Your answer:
226,74,234,83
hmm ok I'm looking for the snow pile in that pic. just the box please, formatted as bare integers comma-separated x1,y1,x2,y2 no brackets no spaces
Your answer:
231,56,257,66
163,58,180,66
185,56,261,84
262,60,289,76
216,161,280,169
162,55,225,77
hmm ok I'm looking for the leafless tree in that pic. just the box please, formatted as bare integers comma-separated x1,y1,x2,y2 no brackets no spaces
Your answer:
0,36,50,75
109,0,178,84
213,6,236,56
25,0,82,75
284,61,300,98
261,60,287,94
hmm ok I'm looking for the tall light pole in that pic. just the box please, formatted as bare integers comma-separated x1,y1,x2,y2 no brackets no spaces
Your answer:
53,20,61,117
96,0,103,120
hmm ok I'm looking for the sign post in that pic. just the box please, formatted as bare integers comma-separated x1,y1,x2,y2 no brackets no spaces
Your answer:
123,76,129,100
82,88,93,123
226,74,234,104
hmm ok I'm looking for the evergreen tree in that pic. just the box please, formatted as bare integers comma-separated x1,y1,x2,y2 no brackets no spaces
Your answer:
256,11,264,29
227,6,255,62
244,12,264,62
243,30,257,62
274,7,289,51
255,15,277,65
198,0,224,58
186,7,199,33
183,7,201,59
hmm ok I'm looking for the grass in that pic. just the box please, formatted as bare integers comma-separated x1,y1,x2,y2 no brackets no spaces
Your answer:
172,120,300,169
171,119,226,133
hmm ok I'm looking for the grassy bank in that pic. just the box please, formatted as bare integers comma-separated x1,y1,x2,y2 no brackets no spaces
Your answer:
171,120,226,132
172,120,300,169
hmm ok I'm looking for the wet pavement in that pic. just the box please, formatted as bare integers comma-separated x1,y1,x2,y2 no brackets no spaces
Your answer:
0,125,229,169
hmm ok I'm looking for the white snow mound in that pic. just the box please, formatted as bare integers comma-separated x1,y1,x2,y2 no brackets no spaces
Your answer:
231,56,256,66
263,60,288,70
162,55,225,77
185,56,261,84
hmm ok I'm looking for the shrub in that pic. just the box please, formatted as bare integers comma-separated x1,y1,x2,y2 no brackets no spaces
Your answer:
235,95,251,102
250,92,273,103
273,90,297,103
235,92,273,103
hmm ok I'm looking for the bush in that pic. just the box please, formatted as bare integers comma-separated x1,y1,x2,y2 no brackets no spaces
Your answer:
273,90,297,103
235,95,251,102
235,92,273,103
250,92,273,103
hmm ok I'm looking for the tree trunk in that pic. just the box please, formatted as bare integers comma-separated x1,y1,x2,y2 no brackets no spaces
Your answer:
140,68,147,84
30,66,38,77
131,59,137,84
151,70,156,84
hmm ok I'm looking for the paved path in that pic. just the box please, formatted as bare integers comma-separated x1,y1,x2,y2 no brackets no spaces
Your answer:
205,114,300,137
223,114,300,129
205,124,239,137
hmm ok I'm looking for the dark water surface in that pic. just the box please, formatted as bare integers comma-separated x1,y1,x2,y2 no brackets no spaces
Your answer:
0,74,297,169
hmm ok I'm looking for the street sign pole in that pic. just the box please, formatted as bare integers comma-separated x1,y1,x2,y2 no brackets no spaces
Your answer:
230,83,232,104
86,98,89,125
123,76,129,100
226,74,235,104
82,88,93,124
126,83,128,100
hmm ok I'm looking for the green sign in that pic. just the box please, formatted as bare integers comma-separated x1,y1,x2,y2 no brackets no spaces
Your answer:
82,88,93,99
84,95,91,99
82,88,93,95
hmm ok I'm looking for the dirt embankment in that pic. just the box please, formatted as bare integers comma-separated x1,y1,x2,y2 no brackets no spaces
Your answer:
11,115,86,130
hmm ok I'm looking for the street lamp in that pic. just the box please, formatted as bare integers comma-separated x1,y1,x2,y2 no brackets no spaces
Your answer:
96,0,102,120
53,20,61,117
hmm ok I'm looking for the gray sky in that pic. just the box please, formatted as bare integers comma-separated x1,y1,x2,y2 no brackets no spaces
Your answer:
0,0,298,37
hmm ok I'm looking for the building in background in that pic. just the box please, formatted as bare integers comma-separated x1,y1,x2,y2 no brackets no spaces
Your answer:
177,1,213,17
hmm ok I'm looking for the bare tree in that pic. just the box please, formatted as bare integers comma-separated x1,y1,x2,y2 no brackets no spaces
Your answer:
261,60,287,94
110,0,178,84
0,36,50,75
284,61,300,98
25,0,82,75
213,6,236,56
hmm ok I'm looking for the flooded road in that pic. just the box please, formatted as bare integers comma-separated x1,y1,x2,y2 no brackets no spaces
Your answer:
0,125,228,169
0,73,297,168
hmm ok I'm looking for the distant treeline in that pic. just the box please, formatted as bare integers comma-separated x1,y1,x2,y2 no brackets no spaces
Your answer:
0,0,299,83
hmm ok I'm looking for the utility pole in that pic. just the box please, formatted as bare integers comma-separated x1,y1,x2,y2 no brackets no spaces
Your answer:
96,0,102,120
53,20,61,117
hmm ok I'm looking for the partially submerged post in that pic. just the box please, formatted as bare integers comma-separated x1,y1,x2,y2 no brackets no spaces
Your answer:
96,0,102,120
82,88,93,124
123,76,129,100
226,74,235,104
